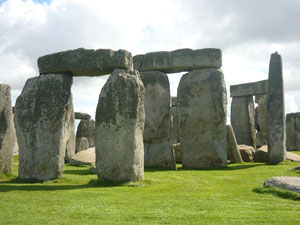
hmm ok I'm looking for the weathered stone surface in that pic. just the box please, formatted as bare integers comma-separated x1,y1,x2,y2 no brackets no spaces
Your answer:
178,69,227,168
267,52,286,164
70,147,95,166
254,145,300,162
231,96,256,148
287,152,300,162
14,74,73,180
76,137,89,153
170,96,180,144
238,145,255,162
140,71,176,169
227,125,243,163
75,119,95,153
64,94,75,163
95,69,145,182
0,84,16,174
172,143,182,162
75,112,91,120
286,113,300,151
264,176,300,194
230,80,268,98
134,48,222,73
38,48,133,77
89,166,97,174
255,95,267,147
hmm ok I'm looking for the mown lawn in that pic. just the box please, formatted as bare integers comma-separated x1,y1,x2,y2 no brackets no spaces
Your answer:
1,155,300,225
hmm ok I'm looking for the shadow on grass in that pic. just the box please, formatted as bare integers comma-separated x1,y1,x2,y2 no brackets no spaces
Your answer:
177,163,265,171
63,169,94,176
253,186,300,201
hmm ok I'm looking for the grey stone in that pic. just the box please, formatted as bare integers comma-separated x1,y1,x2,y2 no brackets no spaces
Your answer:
76,137,89,153
64,94,75,163
170,96,180,144
254,145,300,162
231,96,256,148
89,166,97,174
38,48,133,77
286,113,300,151
75,112,91,120
230,80,268,98
75,119,95,153
172,143,182,162
264,176,300,194
178,69,227,168
238,145,255,162
95,69,145,182
70,147,95,166
227,125,243,163
0,84,16,174
14,74,73,181
140,71,176,170
267,52,286,164
255,95,267,147
134,48,222,73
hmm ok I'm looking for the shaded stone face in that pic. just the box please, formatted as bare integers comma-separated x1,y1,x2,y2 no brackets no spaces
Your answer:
14,74,73,181
75,119,95,153
177,68,227,168
0,84,16,174
95,69,145,182
231,96,256,148
75,112,91,120
255,94,267,147
140,71,176,170
286,113,300,151
170,96,180,145
64,95,75,163
226,125,243,163
230,80,268,98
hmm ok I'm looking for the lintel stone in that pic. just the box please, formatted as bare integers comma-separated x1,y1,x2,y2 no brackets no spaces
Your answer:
230,80,268,97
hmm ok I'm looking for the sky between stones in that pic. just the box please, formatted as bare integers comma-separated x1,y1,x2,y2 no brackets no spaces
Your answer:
0,0,299,123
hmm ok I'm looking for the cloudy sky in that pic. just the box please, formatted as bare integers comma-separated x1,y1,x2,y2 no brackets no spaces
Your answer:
0,0,299,123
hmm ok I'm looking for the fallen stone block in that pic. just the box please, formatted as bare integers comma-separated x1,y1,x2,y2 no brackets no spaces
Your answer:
238,145,255,162
70,147,95,166
264,176,300,194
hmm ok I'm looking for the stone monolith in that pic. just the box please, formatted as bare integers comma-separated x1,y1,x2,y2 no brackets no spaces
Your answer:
75,119,95,153
286,113,300,151
170,97,180,144
255,94,267,147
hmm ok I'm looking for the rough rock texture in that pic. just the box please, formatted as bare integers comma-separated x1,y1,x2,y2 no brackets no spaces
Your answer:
255,95,267,147
64,94,75,163
95,69,145,182
38,48,133,77
0,84,16,174
75,119,95,153
76,137,89,153
178,69,227,168
75,112,91,120
231,96,256,148
70,147,95,166
230,80,268,97
172,143,182,162
238,145,255,162
254,145,300,162
227,125,243,163
286,113,300,151
170,97,180,144
134,48,222,73
140,71,176,169
89,166,97,174
267,52,286,164
14,74,73,180
264,176,300,194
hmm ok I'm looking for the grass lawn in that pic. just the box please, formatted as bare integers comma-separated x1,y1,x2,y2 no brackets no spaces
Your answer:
1,155,300,225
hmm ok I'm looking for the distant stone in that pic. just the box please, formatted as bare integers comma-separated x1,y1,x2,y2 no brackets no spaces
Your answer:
0,84,16,174
286,113,300,151
227,125,243,163
264,176,300,194
286,151,300,162
76,137,89,153
70,147,95,166
64,95,75,163
95,69,145,182
255,95,267,147
140,71,176,169
178,69,227,168
134,48,222,73
230,80,267,98
253,146,268,162
172,143,182,162
170,96,180,144
38,48,133,76
238,145,255,162
14,74,73,181
75,112,91,120
75,119,95,153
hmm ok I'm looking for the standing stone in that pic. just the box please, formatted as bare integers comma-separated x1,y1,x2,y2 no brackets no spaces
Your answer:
140,71,176,170
76,137,89,153
226,125,243,163
170,97,180,144
231,96,256,148
14,74,73,180
75,119,95,153
0,84,16,174
286,113,300,151
95,69,145,182
255,94,267,147
64,95,75,163
267,52,286,164
178,68,227,168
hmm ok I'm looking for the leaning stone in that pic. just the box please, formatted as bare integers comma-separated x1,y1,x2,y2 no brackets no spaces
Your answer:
134,48,222,73
286,113,300,151
267,52,286,164
230,80,267,98
38,48,133,76
255,95,267,147
14,74,73,181
140,71,176,169
69,147,95,166
0,84,16,174
95,69,145,182
75,112,91,120
227,125,243,163
264,176,300,194
238,145,255,162
178,68,227,168
75,119,95,153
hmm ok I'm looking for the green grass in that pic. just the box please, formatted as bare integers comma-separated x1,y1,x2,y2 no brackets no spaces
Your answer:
1,157,300,224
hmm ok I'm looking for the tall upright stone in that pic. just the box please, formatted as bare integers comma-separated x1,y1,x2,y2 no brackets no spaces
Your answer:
0,84,16,174
14,74,73,180
255,94,267,147
231,96,256,148
286,113,300,151
170,97,180,144
140,71,176,170
267,52,286,164
65,95,75,163
75,119,95,153
95,69,145,182
178,68,227,168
